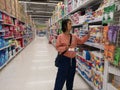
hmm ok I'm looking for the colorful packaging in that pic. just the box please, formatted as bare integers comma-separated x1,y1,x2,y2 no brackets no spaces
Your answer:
0,24,2,30
0,12,2,19
108,26,119,43
103,4,116,24
114,47,120,66
103,26,109,44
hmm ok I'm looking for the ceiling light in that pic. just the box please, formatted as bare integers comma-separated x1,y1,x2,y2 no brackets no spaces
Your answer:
31,15,51,18
35,11,52,13
19,1,57,6
26,10,33,12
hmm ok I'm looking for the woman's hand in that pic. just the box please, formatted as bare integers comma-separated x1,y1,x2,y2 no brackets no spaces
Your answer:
87,31,91,37
85,31,91,37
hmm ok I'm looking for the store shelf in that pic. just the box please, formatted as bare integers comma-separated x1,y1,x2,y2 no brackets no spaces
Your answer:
4,36,14,39
0,45,11,51
2,23,15,26
108,65,120,76
76,68,98,90
76,53,83,58
15,37,23,39
0,30,5,32
76,59,83,66
107,83,117,90
0,48,23,70
84,42,104,50
0,19,3,22
72,23,83,27
52,0,98,26
0,9,16,19
69,0,98,14
88,18,102,24
76,68,92,85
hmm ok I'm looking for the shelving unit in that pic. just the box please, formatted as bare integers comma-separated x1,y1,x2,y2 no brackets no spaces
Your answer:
0,30,5,32
76,68,93,88
0,48,23,69
4,36,14,39
0,20,3,22
48,0,120,90
0,45,11,51
84,42,104,50
52,0,99,26
0,0,36,70
2,23,15,26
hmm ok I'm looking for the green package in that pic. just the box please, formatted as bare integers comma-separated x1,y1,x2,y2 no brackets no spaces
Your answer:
114,47,120,66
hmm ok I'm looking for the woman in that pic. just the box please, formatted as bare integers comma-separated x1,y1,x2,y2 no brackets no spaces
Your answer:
54,19,90,90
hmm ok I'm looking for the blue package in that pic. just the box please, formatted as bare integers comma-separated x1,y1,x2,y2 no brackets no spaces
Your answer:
0,38,3,48
5,50,9,61
85,50,91,60
0,24,2,30
0,52,2,66
0,52,5,66
0,12,2,19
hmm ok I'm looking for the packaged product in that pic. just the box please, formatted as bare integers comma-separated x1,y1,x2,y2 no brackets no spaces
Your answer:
103,4,116,24
0,12,2,19
108,26,119,43
114,47,120,66
103,26,109,44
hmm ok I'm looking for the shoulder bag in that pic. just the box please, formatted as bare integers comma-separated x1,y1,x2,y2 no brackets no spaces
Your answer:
55,34,72,67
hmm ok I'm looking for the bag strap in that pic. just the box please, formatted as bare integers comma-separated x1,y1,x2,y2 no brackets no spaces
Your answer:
61,34,72,55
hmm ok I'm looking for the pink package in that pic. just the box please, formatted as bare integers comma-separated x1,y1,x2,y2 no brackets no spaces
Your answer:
68,3,72,13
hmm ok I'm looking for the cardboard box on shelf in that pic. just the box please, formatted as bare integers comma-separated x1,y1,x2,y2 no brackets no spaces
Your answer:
0,0,6,11
5,0,12,14
14,0,19,19
19,4,26,23
21,15,26,23
18,13,22,21
11,0,16,17
26,14,30,24
19,4,25,14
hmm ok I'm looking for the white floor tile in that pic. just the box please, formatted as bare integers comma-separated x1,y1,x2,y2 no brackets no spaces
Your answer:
0,36,91,90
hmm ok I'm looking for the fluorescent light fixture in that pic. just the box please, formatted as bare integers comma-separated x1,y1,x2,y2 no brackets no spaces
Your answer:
26,10,33,12
35,11,52,13
31,15,51,17
19,1,57,6
49,0,60,3
26,10,52,13
30,8,42,10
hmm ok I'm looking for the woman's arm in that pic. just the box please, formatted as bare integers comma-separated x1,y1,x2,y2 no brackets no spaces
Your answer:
55,35,68,53
76,34,90,45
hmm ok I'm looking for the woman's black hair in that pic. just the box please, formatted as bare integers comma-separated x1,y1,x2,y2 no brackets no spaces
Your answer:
62,19,71,33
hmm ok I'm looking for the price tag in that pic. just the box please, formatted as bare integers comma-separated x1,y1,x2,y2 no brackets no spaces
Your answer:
68,48,75,52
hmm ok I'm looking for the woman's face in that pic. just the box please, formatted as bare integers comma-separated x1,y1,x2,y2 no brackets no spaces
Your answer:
67,21,72,32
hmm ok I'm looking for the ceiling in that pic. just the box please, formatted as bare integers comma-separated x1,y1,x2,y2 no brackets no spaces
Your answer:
19,0,63,25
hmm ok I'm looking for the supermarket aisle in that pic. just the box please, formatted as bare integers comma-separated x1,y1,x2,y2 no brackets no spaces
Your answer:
0,36,91,90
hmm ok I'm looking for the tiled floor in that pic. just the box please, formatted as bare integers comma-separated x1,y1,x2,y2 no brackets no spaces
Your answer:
0,36,91,90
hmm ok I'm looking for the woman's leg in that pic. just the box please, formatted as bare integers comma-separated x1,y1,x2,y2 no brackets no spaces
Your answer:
66,59,76,90
54,67,67,90
54,56,69,90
